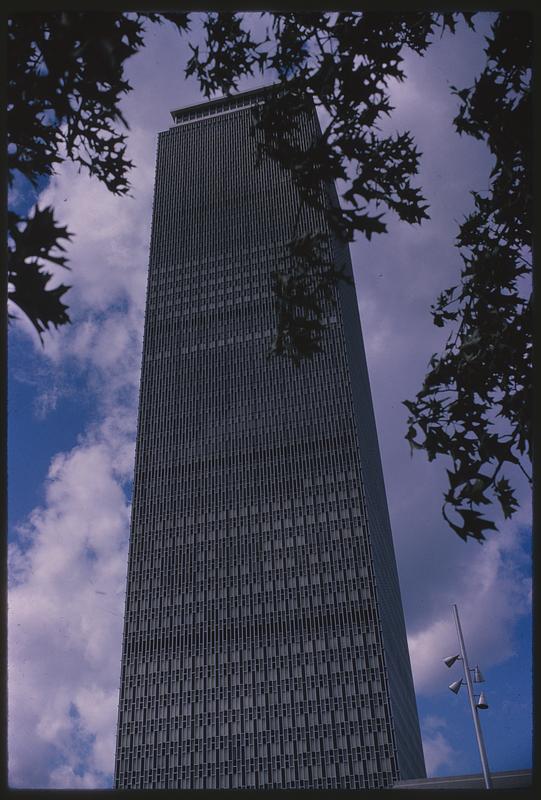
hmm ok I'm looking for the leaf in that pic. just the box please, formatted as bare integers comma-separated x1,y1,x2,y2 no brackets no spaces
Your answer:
494,476,519,519
8,260,71,341
444,506,498,542
406,10,531,538
8,205,73,340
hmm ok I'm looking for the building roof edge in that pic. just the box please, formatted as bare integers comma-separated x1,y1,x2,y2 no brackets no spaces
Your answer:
170,83,280,123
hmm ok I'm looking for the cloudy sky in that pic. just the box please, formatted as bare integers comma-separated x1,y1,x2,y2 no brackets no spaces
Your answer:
8,13,532,788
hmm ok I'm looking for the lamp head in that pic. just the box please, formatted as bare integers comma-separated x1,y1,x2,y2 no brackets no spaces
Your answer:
448,679,463,694
472,666,485,683
443,654,461,668
476,692,489,710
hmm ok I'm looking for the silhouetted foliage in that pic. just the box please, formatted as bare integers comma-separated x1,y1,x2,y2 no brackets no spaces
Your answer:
404,12,532,541
7,10,188,340
188,12,446,357
8,206,72,339
7,11,531,539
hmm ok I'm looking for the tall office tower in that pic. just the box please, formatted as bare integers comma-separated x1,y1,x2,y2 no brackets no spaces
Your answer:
115,86,425,789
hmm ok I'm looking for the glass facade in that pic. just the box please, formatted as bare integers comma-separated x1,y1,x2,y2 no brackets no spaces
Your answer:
114,87,426,789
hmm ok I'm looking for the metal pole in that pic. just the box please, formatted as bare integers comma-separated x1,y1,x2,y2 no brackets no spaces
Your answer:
452,604,492,789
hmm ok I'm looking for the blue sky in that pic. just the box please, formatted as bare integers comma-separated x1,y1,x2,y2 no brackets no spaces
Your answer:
8,12,532,788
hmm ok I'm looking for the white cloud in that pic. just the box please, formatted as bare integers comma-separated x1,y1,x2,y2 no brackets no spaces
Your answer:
8,436,131,788
48,764,105,790
33,386,62,419
419,716,460,777
408,525,531,696
30,128,151,365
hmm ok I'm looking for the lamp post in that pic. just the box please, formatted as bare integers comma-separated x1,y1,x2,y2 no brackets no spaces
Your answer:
443,603,492,789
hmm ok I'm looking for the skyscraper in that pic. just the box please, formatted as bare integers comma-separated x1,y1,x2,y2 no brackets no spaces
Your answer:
114,86,425,789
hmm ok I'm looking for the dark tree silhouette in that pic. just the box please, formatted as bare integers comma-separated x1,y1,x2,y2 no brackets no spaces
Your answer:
187,12,441,358
7,11,189,339
7,11,531,540
404,12,532,541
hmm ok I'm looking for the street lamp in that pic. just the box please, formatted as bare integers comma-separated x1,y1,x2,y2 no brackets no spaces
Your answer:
443,604,492,789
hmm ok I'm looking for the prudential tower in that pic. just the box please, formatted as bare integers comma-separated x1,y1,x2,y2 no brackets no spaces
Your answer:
114,86,426,789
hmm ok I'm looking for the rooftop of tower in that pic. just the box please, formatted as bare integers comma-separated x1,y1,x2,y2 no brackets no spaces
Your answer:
170,84,278,126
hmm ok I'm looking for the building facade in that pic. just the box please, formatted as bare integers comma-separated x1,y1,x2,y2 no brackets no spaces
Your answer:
114,86,425,789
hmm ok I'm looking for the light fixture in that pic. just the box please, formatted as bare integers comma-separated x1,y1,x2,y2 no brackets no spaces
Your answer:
472,666,485,683
443,604,492,789
476,692,489,710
